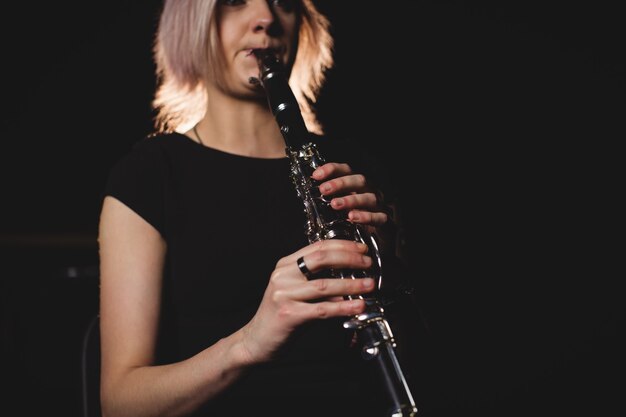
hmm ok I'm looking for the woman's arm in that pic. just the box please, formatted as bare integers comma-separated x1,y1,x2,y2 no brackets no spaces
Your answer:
98,191,378,417
98,196,252,417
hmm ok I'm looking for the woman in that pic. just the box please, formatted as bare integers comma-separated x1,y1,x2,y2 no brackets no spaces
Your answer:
98,1,410,416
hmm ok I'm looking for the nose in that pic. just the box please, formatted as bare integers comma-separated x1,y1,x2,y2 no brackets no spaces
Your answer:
250,0,275,33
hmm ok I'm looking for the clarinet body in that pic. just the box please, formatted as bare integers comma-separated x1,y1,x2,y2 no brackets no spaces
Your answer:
253,49,418,417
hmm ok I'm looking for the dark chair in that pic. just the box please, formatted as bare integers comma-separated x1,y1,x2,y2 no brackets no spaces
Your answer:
80,314,101,417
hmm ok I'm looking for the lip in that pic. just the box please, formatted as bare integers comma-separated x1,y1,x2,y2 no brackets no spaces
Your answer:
244,46,283,57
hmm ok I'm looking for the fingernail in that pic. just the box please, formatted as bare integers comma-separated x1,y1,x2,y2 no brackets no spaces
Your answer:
320,183,331,193
363,278,375,289
332,198,344,208
349,299,363,308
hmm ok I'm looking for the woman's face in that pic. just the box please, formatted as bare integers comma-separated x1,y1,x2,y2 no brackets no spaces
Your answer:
215,0,299,96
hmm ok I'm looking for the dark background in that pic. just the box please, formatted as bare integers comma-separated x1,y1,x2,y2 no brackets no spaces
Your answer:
1,1,623,416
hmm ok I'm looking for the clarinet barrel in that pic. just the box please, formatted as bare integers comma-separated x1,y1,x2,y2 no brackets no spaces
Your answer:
253,49,418,417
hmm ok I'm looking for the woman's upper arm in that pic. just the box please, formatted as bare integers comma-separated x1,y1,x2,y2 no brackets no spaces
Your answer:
98,195,167,388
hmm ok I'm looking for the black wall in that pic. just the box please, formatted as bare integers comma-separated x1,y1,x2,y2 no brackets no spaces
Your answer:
1,1,623,416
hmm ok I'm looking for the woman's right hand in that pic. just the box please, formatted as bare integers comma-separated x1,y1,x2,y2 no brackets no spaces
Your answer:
238,239,377,364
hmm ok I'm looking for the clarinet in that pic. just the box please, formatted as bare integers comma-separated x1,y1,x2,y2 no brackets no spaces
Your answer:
253,49,418,417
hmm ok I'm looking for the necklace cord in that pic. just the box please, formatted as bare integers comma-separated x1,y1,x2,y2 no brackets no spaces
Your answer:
193,124,204,145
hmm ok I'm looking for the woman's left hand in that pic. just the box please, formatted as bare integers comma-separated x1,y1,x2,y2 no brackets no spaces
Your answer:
312,162,390,227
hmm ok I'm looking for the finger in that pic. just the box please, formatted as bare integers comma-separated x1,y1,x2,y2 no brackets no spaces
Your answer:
347,210,389,226
330,192,378,211
300,297,368,319
311,162,352,181
318,174,367,197
296,248,372,278
277,239,368,268
291,277,376,301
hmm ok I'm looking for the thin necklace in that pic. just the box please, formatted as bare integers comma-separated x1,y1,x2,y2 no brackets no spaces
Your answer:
193,123,204,146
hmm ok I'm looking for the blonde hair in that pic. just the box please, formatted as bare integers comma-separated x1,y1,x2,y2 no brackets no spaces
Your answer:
152,0,334,135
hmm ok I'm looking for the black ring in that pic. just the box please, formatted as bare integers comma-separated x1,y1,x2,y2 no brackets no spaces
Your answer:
297,256,313,279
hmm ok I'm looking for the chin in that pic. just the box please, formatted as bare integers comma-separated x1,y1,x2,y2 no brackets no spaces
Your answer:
232,80,266,101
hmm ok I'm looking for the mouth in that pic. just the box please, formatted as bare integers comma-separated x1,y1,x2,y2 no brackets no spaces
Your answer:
245,46,282,58
244,47,285,86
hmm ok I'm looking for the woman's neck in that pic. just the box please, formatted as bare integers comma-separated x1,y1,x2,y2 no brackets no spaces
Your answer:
191,89,286,158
